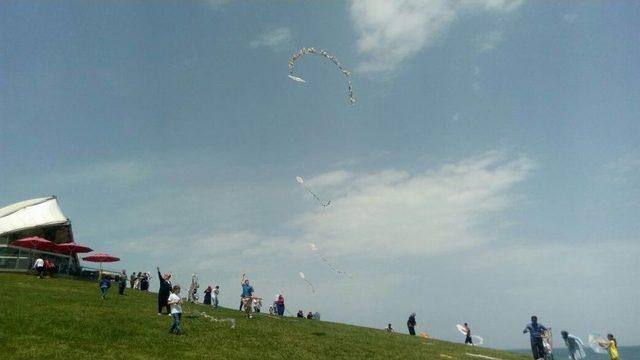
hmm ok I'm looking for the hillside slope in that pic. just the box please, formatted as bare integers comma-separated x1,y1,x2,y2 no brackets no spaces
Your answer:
0,273,528,359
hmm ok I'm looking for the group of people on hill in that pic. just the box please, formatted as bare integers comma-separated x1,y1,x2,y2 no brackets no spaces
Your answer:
296,310,317,320
523,315,619,360
32,257,58,278
129,271,151,291
202,285,220,307
400,313,620,360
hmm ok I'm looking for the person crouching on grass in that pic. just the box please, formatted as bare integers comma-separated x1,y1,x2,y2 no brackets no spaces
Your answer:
168,285,183,335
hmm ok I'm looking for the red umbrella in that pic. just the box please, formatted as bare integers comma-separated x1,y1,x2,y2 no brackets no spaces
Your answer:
58,242,93,254
82,253,120,262
11,236,58,252
82,253,120,275
57,242,93,274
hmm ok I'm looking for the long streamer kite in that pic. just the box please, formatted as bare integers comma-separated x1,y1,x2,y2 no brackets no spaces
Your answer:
182,303,236,329
309,243,346,275
296,176,331,207
299,272,315,293
288,47,356,104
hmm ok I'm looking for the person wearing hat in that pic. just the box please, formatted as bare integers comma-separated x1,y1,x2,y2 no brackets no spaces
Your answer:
157,267,172,315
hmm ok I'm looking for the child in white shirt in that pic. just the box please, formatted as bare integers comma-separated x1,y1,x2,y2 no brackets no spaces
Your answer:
168,285,183,335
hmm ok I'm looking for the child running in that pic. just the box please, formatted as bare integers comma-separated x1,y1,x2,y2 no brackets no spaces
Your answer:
99,274,111,300
167,285,183,335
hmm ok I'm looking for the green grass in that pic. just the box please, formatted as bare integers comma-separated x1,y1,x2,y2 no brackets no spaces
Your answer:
0,273,529,359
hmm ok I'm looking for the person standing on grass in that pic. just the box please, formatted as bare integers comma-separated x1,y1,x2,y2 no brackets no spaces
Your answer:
33,257,45,278
523,315,548,360
212,285,220,308
130,272,136,289
168,285,183,335
407,313,417,336
276,294,285,316
203,286,212,305
140,272,149,291
385,323,395,332
157,267,172,315
239,273,254,311
463,323,473,345
118,270,127,295
99,274,111,300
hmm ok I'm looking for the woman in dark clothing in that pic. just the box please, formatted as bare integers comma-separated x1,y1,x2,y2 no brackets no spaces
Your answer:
141,272,149,291
157,266,172,315
203,286,212,305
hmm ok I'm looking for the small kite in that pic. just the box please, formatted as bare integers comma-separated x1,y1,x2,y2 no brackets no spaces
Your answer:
296,176,331,207
299,272,315,293
309,242,346,275
288,47,356,104
588,334,609,354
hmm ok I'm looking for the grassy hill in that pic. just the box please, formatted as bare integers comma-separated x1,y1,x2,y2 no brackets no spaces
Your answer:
0,273,529,359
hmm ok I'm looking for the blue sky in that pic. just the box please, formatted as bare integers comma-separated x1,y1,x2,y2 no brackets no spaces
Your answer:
1,0,639,348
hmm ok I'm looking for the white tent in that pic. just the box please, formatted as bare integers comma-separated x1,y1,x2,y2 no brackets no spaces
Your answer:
0,197,70,239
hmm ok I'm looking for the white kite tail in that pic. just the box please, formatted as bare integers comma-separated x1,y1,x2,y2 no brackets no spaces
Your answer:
288,46,356,104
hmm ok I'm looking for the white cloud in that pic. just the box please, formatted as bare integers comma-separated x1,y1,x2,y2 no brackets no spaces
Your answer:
250,27,293,49
293,151,534,257
349,0,523,74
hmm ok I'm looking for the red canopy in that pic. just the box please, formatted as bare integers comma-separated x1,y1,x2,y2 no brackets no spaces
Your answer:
57,242,93,254
82,253,120,263
11,236,58,251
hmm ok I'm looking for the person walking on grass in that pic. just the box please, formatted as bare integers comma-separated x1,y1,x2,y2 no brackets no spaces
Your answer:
523,315,548,360
385,323,394,332
99,274,111,300
464,323,473,345
407,313,417,336
168,285,183,335
118,270,127,295
157,267,172,315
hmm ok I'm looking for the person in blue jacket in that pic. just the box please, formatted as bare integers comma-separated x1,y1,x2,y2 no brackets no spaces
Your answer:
157,267,172,315
99,274,111,300
239,273,254,311
523,315,548,360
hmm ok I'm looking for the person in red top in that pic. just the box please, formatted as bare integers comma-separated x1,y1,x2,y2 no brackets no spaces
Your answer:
276,294,285,316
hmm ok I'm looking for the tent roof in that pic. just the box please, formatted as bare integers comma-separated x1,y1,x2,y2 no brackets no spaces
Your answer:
0,197,70,236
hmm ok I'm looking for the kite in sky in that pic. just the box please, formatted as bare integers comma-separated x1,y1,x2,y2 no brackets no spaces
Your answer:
288,47,356,104
296,176,331,207
309,242,347,275
299,272,315,293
